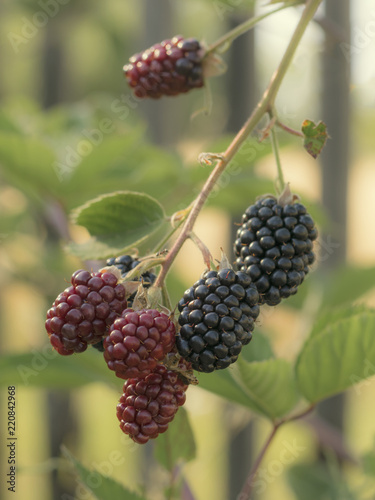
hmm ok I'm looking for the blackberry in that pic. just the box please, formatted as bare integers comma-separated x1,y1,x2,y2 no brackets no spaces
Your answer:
123,35,204,99
234,197,318,306
45,270,127,355
106,255,156,288
176,269,260,373
103,308,176,380
117,365,188,444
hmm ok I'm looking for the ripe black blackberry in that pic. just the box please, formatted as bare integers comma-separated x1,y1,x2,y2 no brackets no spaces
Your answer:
176,269,260,373
103,308,176,380
106,255,156,287
45,270,127,355
123,35,204,99
234,197,318,306
117,364,188,444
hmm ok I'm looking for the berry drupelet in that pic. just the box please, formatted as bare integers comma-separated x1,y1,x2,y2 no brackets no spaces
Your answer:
176,268,260,373
123,35,204,99
234,197,318,306
117,365,188,444
45,270,127,355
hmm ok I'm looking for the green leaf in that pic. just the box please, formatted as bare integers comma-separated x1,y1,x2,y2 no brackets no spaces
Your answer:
0,349,117,389
67,191,167,259
301,119,328,159
296,310,375,403
197,336,276,413
287,463,349,500
62,447,146,500
154,407,196,470
322,265,375,308
308,304,368,342
241,332,274,363
197,369,254,409
231,357,300,419
0,134,59,200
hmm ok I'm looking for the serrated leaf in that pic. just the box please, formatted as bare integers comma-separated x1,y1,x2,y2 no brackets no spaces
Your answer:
0,349,117,389
67,191,167,259
154,407,196,470
308,304,368,342
231,357,300,419
62,447,146,500
301,119,328,159
296,310,375,403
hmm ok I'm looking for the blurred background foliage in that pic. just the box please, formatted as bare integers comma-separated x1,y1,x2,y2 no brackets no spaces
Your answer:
1,0,375,499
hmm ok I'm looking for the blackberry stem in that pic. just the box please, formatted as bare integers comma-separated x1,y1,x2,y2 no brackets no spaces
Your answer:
206,2,301,55
239,404,315,500
269,118,286,194
154,0,323,289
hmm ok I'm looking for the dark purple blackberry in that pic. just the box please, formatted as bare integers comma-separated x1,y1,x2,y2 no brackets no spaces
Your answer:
117,365,188,444
176,269,260,373
123,35,204,99
103,308,176,380
45,270,127,355
234,197,318,306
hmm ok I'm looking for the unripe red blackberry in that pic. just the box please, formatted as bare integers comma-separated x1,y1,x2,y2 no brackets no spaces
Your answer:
117,365,188,444
45,270,127,355
103,309,176,380
234,197,318,306
176,269,260,373
123,35,204,99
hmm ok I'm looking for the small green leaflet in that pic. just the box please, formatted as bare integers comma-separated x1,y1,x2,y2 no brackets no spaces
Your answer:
301,119,328,159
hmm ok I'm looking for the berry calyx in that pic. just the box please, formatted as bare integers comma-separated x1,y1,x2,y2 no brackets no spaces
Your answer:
234,197,318,306
117,365,188,444
45,270,127,355
123,35,204,99
103,308,176,380
176,268,260,373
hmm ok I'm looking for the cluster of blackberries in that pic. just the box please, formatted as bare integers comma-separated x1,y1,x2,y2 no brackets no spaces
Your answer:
176,269,259,373
234,197,318,306
45,259,189,445
123,35,204,99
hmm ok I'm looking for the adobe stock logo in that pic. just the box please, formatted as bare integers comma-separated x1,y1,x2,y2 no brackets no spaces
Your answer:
340,10,375,62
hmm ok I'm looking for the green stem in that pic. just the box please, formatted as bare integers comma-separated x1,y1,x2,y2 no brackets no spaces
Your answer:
270,121,285,194
153,224,180,254
161,283,173,311
154,0,323,288
206,2,302,55
240,404,315,500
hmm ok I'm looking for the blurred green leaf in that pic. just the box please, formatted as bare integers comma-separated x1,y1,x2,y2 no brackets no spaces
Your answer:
241,332,274,363
0,133,59,201
362,445,375,478
0,111,23,134
301,119,328,159
154,407,196,470
287,463,353,500
231,357,300,419
67,191,167,259
62,447,146,500
322,265,375,308
0,349,117,389
308,304,368,342
296,310,375,403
